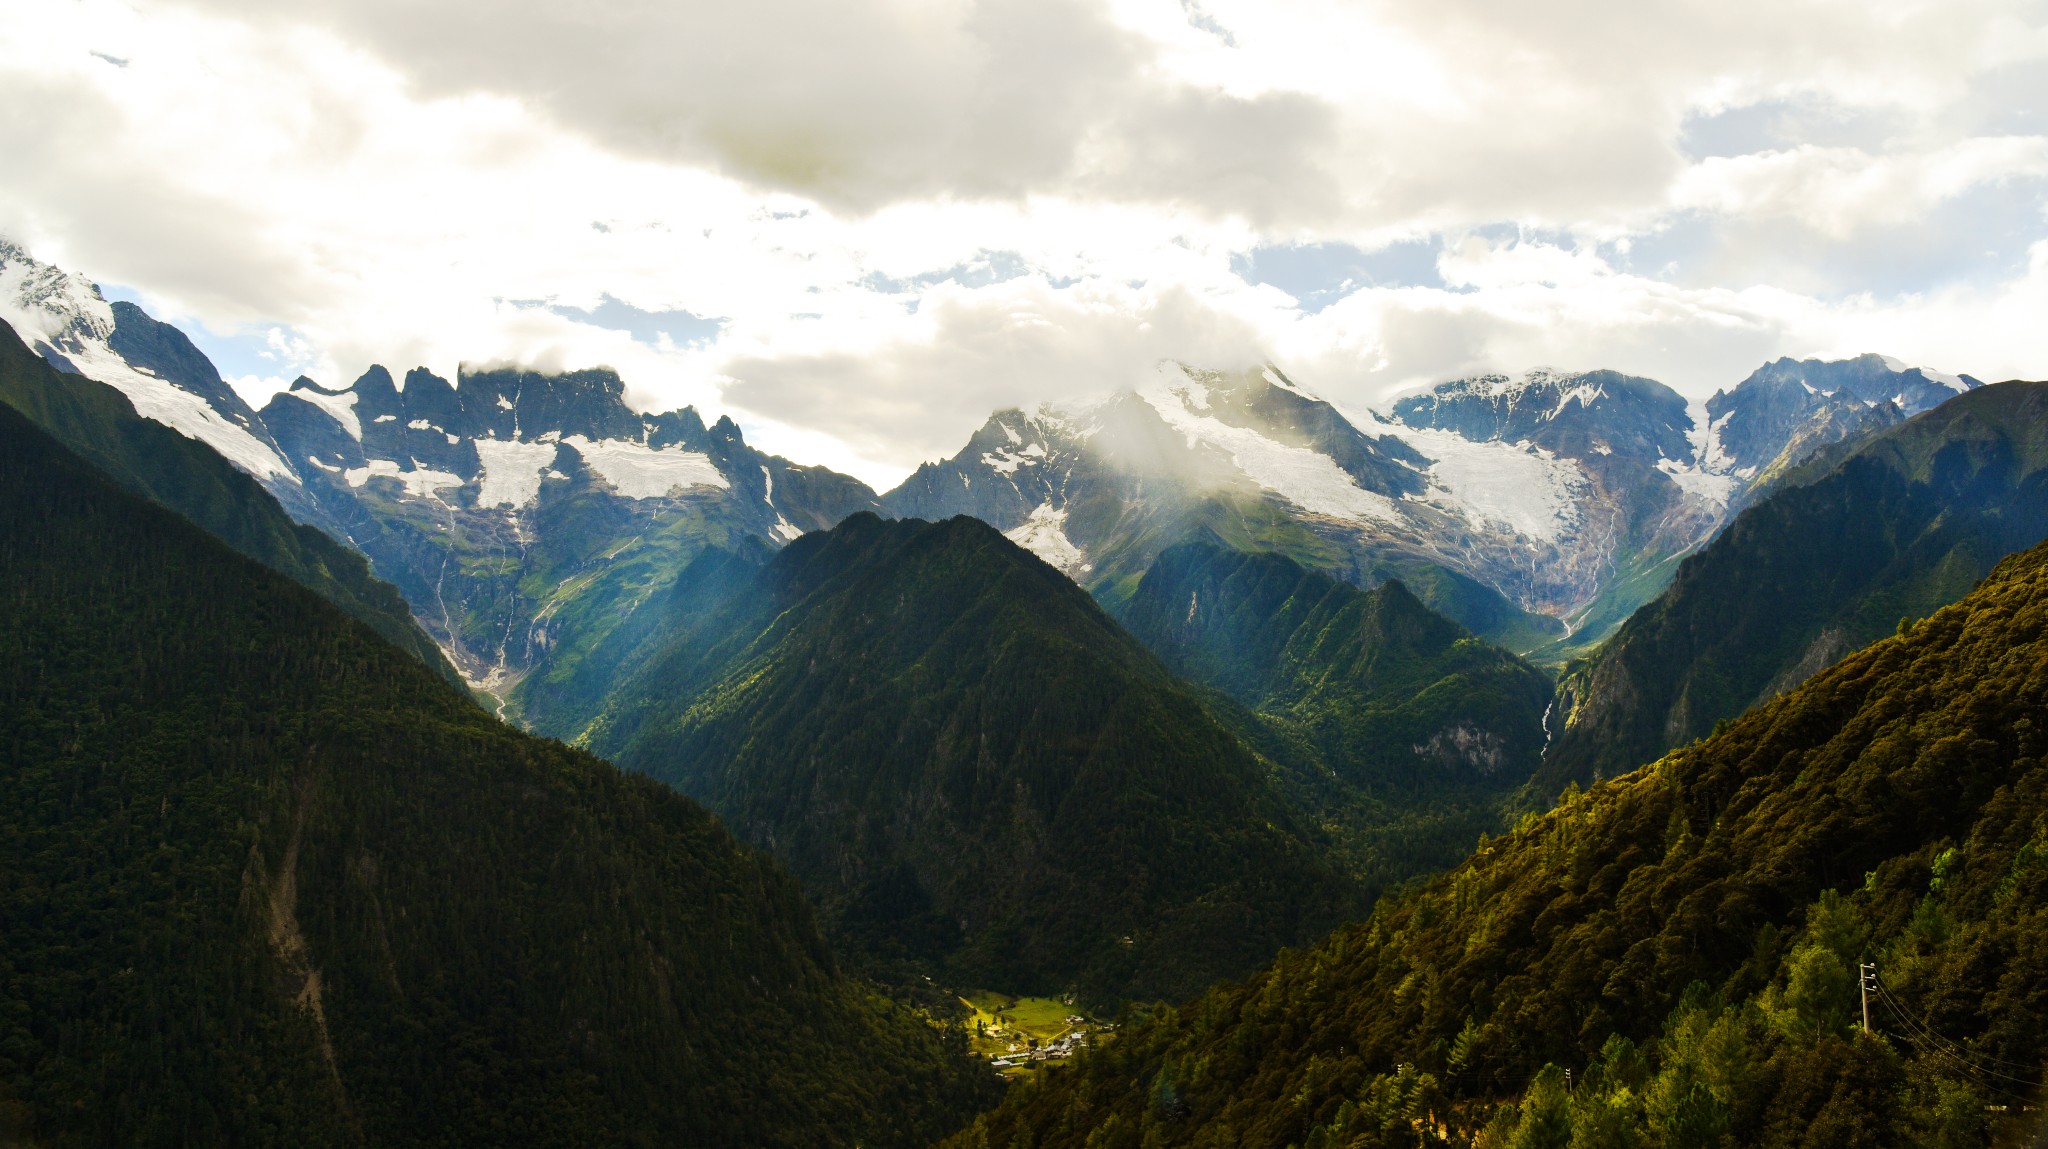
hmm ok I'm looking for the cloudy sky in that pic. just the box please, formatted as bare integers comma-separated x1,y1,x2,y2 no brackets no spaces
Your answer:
3,0,2046,486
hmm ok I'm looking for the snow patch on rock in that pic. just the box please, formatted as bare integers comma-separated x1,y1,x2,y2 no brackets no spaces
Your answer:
980,442,1045,474
1375,419,1585,542
1005,503,1091,576
1143,363,1401,525
290,385,361,439
474,438,561,507
1880,355,1971,394
560,436,727,498
345,458,463,499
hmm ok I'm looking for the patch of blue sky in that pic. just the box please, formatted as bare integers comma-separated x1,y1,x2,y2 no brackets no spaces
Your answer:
1679,95,1902,160
860,249,1057,294
1622,177,2048,299
1178,0,1238,47
1231,238,1448,311
548,294,725,347
98,281,315,382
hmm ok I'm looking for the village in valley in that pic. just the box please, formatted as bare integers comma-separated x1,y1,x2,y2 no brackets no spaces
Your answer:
956,991,1112,1077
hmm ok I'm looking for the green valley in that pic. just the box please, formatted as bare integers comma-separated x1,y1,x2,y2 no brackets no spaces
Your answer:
1116,539,1555,887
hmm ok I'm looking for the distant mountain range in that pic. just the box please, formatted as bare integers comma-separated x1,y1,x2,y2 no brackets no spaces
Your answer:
892,359,1978,662
0,240,1978,702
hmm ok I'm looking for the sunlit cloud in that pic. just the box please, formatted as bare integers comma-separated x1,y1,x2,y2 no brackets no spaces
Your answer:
0,0,2042,488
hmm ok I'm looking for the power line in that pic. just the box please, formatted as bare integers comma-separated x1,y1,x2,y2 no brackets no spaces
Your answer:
1863,975,2045,1101
1869,974,2046,1074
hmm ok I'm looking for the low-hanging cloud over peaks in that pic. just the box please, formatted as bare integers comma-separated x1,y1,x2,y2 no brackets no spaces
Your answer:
0,0,2042,487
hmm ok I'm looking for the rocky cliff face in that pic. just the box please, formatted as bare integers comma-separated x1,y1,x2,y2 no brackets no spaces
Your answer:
1706,353,1978,494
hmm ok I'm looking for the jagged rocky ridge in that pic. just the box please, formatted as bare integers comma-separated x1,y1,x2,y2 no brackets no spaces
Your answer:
0,238,1980,676
0,238,882,709
258,362,880,707
883,359,1974,658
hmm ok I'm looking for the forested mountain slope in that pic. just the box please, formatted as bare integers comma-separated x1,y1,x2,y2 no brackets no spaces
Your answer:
1116,540,1554,884
950,535,2048,1149
0,319,458,683
577,513,1365,1005
1543,380,2048,792
0,401,993,1147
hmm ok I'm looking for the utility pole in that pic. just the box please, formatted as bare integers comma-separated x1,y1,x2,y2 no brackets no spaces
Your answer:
1860,962,1875,1034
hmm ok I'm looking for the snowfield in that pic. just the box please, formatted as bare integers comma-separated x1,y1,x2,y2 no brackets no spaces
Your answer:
1141,364,1402,525
474,438,563,507
344,458,464,499
560,436,728,498
1375,418,1587,542
1005,503,1091,575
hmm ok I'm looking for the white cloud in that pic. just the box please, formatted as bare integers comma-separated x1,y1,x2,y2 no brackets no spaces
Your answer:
0,0,2042,490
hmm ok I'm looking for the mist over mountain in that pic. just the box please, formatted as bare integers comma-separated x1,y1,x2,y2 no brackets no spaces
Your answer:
9,0,2048,1140
5,232,2041,1147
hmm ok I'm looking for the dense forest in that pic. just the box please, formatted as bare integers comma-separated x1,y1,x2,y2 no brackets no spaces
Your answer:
573,513,1367,1005
1544,381,2048,792
1117,539,1554,885
949,536,2048,1147
0,401,996,1147
0,322,458,683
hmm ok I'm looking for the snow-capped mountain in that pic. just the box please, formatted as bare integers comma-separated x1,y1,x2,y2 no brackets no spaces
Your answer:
260,361,879,702
0,239,296,486
0,240,880,706
884,358,1978,656
0,237,1982,674
1702,353,1980,496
